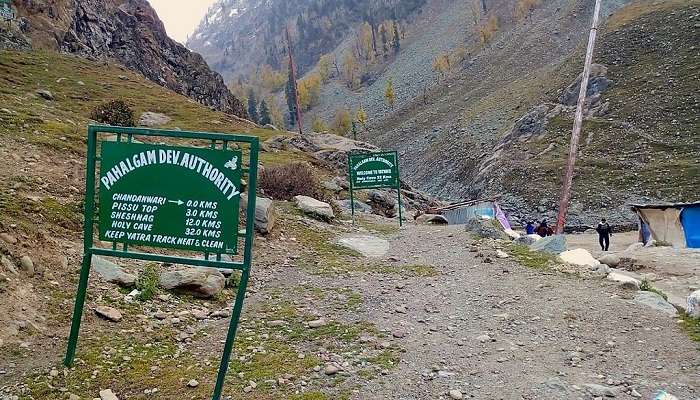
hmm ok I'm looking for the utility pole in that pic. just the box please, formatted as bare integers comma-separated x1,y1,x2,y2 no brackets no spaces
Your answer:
285,26,304,135
555,0,602,234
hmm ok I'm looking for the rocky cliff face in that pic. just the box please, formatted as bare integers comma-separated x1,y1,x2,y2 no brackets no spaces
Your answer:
11,0,247,118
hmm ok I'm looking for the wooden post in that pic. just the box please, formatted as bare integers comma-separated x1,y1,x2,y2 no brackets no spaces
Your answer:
285,26,304,135
555,0,602,234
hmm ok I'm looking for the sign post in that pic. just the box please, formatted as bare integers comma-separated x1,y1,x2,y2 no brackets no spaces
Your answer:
348,151,403,226
65,125,259,400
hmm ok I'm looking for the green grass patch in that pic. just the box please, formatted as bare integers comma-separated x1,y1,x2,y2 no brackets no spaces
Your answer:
679,313,700,345
639,279,668,301
508,244,556,270
136,263,160,301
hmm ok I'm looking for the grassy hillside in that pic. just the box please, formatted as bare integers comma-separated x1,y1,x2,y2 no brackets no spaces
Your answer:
494,0,700,218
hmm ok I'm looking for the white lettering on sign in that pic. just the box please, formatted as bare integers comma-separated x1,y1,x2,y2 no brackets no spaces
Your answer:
100,150,241,200
352,156,395,171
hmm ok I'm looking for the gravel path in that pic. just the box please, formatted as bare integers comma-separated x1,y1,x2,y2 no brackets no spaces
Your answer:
307,224,700,399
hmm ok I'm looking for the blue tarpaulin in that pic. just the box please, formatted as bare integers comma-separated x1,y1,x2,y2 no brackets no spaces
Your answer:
681,206,700,248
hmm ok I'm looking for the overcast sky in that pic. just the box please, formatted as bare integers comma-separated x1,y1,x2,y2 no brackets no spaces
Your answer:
148,0,219,44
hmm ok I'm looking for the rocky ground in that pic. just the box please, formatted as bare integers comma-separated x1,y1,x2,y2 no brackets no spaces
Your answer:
1,207,698,400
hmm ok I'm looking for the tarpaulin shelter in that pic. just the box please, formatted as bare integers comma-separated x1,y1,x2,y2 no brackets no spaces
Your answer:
631,202,700,248
431,199,512,230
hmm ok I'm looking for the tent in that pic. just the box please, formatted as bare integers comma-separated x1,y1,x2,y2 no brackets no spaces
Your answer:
631,202,700,248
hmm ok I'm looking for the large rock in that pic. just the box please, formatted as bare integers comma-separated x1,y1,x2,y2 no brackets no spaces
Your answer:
559,249,600,267
336,199,372,214
464,218,508,240
1,256,18,275
598,254,621,268
366,190,398,218
19,255,35,276
138,112,171,127
559,64,612,106
687,290,700,318
294,195,334,222
516,234,541,246
95,306,123,322
634,291,677,316
92,256,137,287
529,235,567,254
607,270,641,290
415,214,448,225
337,236,389,257
240,195,276,234
159,268,226,298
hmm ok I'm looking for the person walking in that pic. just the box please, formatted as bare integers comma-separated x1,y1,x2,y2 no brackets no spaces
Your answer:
596,218,612,251
525,221,536,235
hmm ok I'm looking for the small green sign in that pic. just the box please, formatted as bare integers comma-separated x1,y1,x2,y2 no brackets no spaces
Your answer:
347,151,403,226
349,151,399,189
0,2,14,21
98,141,242,253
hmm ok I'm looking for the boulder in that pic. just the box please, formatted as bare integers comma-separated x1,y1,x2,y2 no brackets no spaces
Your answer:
35,89,54,100
559,249,600,267
529,235,567,254
95,306,123,322
294,195,334,222
687,290,700,318
19,255,35,276
99,389,119,400
465,218,509,240
159,267,226,298
607,270,640,290
366,190,397,218
503,229,521,239
337,236,389,257
240,195,276,234
634,291,677,316
321,180,343,193
1,256,18,275
92,256,136,287
516,234,541,246
415,214,448,225
336,199,371,214
0,232,17,244
594,264,611,276
598,253,621,268
138,112,171,127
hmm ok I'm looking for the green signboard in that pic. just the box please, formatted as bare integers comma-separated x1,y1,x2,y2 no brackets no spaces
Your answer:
65,125,259,400
347,151,403,226
98,141,242,253
349,151,399,189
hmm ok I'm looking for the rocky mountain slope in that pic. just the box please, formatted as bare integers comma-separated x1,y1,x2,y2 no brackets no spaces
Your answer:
187,0,426,80
8,0,247,117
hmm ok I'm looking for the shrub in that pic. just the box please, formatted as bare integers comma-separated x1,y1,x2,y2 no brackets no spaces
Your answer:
90,100,135,127
136,264,159,301
259,163,326,201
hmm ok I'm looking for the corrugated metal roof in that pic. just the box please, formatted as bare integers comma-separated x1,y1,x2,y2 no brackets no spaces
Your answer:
630,201,700,210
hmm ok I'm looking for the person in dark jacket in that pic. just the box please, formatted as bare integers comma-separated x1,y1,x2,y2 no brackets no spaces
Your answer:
525,221,536,235
535,220,553,237
596,218,613,251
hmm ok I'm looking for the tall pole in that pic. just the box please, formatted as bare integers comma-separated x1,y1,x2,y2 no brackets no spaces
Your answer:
285,26,304,135
555,0,602,234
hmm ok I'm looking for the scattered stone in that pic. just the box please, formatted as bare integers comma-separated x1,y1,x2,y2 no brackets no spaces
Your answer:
99,388,119,400
138,112,171,127
495,250,509,259
187,379,199,388
191,309,209,320
95,306,123,322
308,318,327,328
0,233,17,244
240,195,277,234
267,320,286,327
1,256,18,275
607,270,640,290
634,291,677,316
583,383,618,398
594,264,612,276
154,311,167,320
92,257,136,287
598,254,621,268
515,234,541,246
392,329,407,338
688,290,700,318
294,195,335,221
476,334,492,343
69,394,79,400
337,235,389,258
323,364,339,375
19,256,35,276
35,89,54,101
559,248,600,267
159,267,226,298
448,389,464,399
529,235,567,254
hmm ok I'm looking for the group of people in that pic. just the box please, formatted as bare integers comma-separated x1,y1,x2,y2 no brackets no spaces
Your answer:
524,218,613,251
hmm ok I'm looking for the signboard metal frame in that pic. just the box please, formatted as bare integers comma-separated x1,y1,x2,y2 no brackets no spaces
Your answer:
348,150,403,226
64,125,260,400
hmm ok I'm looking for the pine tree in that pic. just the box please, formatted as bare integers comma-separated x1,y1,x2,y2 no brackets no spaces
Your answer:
247,90,259,123
392,21,401,53
259,100,271,126
384,78,395,109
